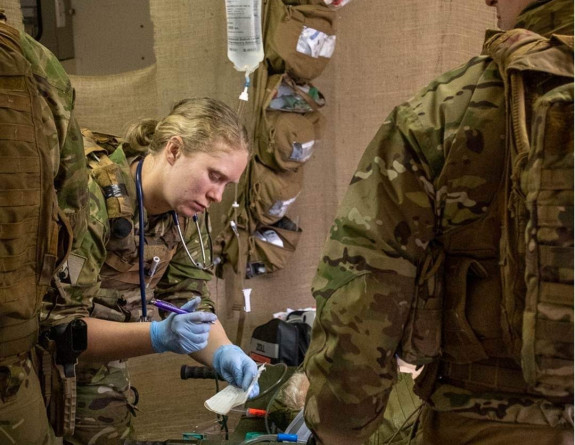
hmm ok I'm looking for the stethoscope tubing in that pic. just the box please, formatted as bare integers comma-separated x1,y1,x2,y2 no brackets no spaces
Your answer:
136,159,148,320
135,158,213,321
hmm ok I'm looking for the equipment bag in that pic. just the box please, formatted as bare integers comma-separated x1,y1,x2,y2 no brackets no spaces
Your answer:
250,317,311,366
0,24,68,357
485,29,574,398
265,1,336,83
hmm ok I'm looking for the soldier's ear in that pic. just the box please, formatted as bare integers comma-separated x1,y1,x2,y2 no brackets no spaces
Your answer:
165,136,183,165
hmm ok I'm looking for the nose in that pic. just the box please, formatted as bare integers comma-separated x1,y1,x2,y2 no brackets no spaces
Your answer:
485,0,496,6
207,184,225,204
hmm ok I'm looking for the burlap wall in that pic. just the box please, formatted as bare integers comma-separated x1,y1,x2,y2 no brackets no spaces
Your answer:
1,0,22,31
71,65,158,135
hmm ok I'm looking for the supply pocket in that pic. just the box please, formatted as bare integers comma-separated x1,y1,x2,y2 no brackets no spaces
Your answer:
442,256,506,364
400,249,444,366
266,3,336,82
257,109,325,171
264,73,325,113
246,216,302,277
248,160,303,226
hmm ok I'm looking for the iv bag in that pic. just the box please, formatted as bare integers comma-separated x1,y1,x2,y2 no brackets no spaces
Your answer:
225,0,264,74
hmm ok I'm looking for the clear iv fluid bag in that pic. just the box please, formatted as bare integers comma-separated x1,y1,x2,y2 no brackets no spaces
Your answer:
225,0,264,74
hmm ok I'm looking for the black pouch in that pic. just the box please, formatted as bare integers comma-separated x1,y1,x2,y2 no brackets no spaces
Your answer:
249,318,311,366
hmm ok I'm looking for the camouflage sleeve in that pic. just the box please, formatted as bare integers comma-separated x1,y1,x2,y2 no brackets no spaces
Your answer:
19,32,89,243
55,112,89,243
155,214,215,312
42,177,108,326
303,104,438,443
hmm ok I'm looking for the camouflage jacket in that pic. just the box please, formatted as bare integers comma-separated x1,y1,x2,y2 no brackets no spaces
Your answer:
43,144,215,326
303,0,573,442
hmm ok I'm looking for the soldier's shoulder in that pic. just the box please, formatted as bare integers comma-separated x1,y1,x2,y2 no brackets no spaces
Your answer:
19,32,70,93
87,176,109,227
413,56,499,105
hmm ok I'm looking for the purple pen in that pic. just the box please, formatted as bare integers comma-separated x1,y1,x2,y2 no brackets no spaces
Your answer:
150,298,189,315
150,298,216,323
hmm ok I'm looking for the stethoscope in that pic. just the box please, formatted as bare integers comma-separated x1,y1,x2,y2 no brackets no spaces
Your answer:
135,158,213,320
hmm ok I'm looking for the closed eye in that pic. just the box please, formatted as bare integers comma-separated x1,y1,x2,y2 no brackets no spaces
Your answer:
209,169,226,183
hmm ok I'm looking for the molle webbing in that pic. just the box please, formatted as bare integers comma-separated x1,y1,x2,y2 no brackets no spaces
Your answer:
0,23,59,352
486,30,574,399
0,316,38,358
439,359,532,395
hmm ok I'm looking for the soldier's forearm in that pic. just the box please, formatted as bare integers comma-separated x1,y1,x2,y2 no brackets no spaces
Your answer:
79,317,154,363
189,320,232,367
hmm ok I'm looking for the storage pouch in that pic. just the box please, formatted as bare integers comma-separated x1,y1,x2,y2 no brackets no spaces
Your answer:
266,2,336,82
264,73,325,114
257,109,325,171
400,248,444,366
248,160,303,226
246,216,303,277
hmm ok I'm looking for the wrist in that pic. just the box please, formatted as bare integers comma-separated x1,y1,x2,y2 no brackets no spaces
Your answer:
150,320,166,353
213,344,242,367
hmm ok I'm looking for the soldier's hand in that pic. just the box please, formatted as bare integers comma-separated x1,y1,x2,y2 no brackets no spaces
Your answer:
150,297,217,354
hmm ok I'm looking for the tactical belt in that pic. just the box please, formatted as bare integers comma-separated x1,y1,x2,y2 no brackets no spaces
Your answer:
0,316,38,358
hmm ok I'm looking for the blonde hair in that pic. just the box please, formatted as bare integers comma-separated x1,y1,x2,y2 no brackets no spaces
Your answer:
125,97,249,157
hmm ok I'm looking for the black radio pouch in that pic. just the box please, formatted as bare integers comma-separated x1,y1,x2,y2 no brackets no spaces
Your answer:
249,318,310,366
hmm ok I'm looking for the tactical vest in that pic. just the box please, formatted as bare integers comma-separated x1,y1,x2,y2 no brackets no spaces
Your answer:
413,30,573,404
0,24,71,358
82,130,180,321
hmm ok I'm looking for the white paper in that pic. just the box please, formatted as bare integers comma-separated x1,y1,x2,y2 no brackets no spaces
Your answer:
204,364,265,415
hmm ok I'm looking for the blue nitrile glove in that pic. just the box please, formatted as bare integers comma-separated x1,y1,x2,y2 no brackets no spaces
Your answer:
150,297,217,354
213,344,260,399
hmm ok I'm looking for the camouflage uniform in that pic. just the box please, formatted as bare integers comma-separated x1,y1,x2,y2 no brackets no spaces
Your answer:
51,142,214,445
0,15,89,445
303,1,573,444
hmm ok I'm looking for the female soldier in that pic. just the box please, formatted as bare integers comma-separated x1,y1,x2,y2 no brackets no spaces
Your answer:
49,97,258,444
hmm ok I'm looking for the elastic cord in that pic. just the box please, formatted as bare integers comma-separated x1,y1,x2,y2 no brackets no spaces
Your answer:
135,159,147,320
